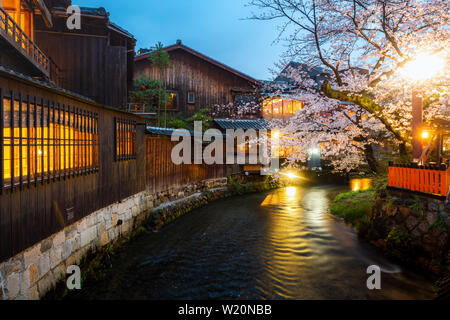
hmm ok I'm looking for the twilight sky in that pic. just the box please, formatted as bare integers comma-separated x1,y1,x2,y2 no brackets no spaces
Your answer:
74,0,285,81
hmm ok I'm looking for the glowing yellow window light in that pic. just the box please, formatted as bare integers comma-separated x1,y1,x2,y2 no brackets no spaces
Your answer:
2,98,98,183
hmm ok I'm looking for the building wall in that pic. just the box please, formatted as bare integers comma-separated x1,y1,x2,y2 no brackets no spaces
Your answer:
134,48,258,117
0,177,228,300
34,13,133,109
0,73,146,263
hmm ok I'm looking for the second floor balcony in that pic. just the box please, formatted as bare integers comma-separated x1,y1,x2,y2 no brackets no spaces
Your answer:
0,6,59,83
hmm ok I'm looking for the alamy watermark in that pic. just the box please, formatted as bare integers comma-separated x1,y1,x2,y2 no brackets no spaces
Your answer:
66,5,81,30
367,265,381,290
66,265,81,290
170,121,280,174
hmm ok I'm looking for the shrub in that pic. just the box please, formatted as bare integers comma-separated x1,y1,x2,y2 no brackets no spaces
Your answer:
330,189,376,234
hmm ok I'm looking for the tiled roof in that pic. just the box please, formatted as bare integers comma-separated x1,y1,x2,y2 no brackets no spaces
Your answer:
214,119,269,130
146,127,179,136
0,65,95,103
146,126,229,138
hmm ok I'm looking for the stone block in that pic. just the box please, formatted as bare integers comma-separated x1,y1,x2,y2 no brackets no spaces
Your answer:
5,255,23,276
28,264,39,287
24,245,41,269
40,239,53,253
72,234,81,252
80,226,97,248
111,213,118,228
399,206,411,218
417,222,429,233
6,272,20,299
50,247,62,270
426,212,439,225
100,230,109,246
38,252,50,279
64,226,77,241
405,216,419,231
61,240,73,261
428,201,440,212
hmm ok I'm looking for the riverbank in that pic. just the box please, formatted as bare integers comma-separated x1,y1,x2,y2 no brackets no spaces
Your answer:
44,176,282,299
329,175,449,279
49,184,436,300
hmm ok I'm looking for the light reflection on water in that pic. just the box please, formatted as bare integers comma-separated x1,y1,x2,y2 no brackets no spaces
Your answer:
349,178,372,192
71,184,436,300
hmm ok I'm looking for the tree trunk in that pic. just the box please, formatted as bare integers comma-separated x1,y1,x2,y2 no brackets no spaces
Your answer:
363,144,379,173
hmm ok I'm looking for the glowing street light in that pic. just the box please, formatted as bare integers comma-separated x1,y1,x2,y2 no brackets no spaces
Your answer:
399,52,446,161
308,148,320,155
421,130,430,140
400,53,446,81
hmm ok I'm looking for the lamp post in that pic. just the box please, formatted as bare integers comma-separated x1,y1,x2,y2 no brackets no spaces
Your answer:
400,53,445,162
411,89,423,161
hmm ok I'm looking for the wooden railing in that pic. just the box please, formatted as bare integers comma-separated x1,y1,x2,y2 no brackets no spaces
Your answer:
388,162,450,197
124,102,157,116
0,7,58,81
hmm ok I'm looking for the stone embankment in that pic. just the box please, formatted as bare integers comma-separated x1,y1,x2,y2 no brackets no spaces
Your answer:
0,178,228,300
370,189,449,275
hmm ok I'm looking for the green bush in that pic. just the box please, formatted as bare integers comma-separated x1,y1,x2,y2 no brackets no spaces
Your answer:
330,189,376,234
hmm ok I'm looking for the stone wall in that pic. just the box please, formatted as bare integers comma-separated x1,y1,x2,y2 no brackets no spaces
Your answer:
0,177,228,300
370,189,450,274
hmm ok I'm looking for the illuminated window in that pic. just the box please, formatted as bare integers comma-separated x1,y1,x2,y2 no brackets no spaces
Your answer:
114,118,136,161
165,92,178,110
2,0,34,41
262,98,304,118
0,92,99,190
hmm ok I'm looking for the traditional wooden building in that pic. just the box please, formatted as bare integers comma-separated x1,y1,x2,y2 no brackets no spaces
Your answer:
0,0,143,263
34,1,136,108
0,67,146,262
0,0,135,109
133,40,261,117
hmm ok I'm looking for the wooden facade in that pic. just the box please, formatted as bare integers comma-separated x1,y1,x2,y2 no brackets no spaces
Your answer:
0,0,56,79
33,2,136,109
146,136,225,193
0,70,146,262
0,1,135,108
134,41,261,117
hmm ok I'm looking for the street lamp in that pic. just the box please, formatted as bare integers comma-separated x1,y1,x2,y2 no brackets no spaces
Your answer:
400,52,446,161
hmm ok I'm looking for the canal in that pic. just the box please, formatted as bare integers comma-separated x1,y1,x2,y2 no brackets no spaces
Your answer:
69,184,437,300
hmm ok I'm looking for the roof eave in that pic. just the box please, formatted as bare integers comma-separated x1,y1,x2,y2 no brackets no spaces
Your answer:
135,44,261,86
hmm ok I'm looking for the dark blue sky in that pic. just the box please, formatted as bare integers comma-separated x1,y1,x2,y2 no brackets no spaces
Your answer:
74,0,284,80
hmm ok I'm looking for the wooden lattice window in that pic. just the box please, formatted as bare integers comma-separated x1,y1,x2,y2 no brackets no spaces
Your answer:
0,89,99,193
114,118,136,161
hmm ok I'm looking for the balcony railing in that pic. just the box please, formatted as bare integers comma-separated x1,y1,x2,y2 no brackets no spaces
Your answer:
123,103,157,116
388,162,450,198
0,7,58,82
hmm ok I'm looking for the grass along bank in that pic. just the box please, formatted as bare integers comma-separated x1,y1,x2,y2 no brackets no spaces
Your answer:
329,174,388,235
330,189,376,235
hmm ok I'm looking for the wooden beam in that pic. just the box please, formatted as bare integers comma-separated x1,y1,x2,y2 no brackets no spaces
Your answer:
31,0,53,28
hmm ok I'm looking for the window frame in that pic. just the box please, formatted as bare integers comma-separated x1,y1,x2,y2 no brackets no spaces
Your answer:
187,91,195,104
114,117,137,162
0,89,99,193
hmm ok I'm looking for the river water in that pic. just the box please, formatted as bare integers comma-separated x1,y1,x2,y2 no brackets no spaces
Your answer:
70,184,436,300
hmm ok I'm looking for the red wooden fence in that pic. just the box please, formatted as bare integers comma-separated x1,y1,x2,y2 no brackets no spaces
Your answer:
146,136,226,193
388,164,450,197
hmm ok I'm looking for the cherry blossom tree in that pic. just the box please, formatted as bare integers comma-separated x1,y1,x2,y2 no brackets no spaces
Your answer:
244,0,449,172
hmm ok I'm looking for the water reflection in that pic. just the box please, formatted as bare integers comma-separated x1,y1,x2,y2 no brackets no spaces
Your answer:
70,184,436,300
350,178,372,192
